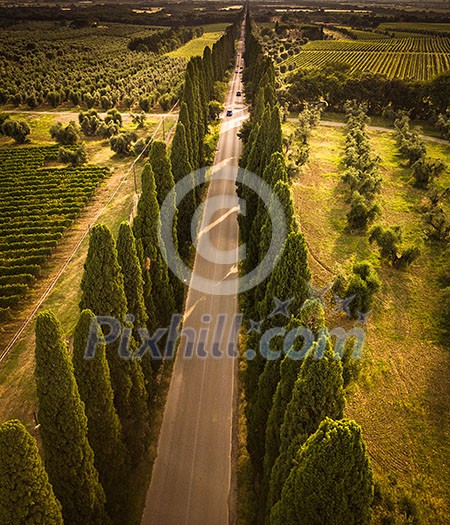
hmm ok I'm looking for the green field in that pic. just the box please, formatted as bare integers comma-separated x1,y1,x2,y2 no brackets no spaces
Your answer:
285,119,450,522
280,37,450,80
167,31,224,58
379,22,450,35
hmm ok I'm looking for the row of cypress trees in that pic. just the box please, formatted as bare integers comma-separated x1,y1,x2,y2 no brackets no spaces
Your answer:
0,14,245,524
239,12,374,524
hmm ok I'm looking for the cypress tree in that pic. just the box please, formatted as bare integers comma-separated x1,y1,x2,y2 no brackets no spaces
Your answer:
262,301,325,504
117,223,153,397
202,46,214,99
171,121,196,260
149,140,176,207
0,419,63,525
80,224,127,320
270,418,373,525
80,224,151,466
73,310,127,518
267,335,345,514
179,101,194,168
35,310,107,525
117,222,148,330
133,162,175,326
148,140,180,293
259,231,310,321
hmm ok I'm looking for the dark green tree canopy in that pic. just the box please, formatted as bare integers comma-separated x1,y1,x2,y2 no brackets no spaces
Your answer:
35,310,107,525
0,419,63,525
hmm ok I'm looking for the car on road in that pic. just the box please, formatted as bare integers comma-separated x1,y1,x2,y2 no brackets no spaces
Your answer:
236,91,241,97
226,109,233,117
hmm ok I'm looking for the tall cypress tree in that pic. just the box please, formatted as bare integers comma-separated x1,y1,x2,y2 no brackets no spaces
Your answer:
270,418,373,525
262,301,325,505
171,121,196,260
149,141,184,310
73,309,127,518
80,224,151,466
35,310,107,525
0,419,64,524
117,222,148,330
117,223,153,398
259,231,310,321
267,335,345,514
133,162,175,327
179,101,194,167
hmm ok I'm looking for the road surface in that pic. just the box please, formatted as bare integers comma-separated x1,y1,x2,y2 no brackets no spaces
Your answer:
140,21,248,525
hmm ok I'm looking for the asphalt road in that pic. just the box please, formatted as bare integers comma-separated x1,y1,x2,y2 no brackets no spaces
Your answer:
140,22,248,525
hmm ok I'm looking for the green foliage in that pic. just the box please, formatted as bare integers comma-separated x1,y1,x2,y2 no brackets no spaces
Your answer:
50,120,81,145
171,121,195,260
270,418,373,525
333,260,381,318
116,223,153,398
267,336,345,513
259,232,310,320
369,225,420,268
411,156,446,188
73,310,126,519
2,118,30,144
80,224,128,319
58,143,87,166
347,191,380,231
35,310,107,525
262,301,326,503
79,224,151,465
133,162,175,327
105,108,122,126
0,419,64,524
116,223,148,330
110,132,137,156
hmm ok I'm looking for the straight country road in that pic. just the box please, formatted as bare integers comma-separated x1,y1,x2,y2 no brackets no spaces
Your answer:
140,20,248,525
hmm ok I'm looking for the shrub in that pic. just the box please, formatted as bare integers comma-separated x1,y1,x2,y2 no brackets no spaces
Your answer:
50,121,81,145
58,143,87,166
2,119,31,144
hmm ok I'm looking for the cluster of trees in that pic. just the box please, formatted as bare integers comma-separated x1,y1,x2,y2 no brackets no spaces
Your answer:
369,225,420,268
0,114,30,143
0,23,186,111
129,27,203,54
0,16,245,520
50,120,88,165
436,112,450,139
342,101,381,231
333,260,381,318
284,102,322,178
240,14,373,524
285,66,450,121
395,113,449,245
173,18,240,257
394,112,447,188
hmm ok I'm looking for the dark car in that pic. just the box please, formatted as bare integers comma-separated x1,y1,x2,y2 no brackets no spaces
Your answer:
236,91,242,97
226,109,233,117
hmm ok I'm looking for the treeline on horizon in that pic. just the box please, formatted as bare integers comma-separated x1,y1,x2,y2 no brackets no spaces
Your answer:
0,2,238,28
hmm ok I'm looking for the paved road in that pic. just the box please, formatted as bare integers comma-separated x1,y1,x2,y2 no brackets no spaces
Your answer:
140,22,248,525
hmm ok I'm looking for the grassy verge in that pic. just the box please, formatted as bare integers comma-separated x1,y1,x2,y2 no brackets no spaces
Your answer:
287,121,450,522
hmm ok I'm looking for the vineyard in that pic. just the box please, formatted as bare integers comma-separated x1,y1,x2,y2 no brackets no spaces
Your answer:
280,37,450,80
0,145,108,319
167,30,225,58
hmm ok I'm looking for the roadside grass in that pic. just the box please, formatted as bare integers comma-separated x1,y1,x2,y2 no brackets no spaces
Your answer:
167,31,224,59
288,122,450,522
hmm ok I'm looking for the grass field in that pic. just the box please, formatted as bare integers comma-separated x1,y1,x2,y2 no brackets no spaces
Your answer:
285,120,450,522
167,31,224,58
